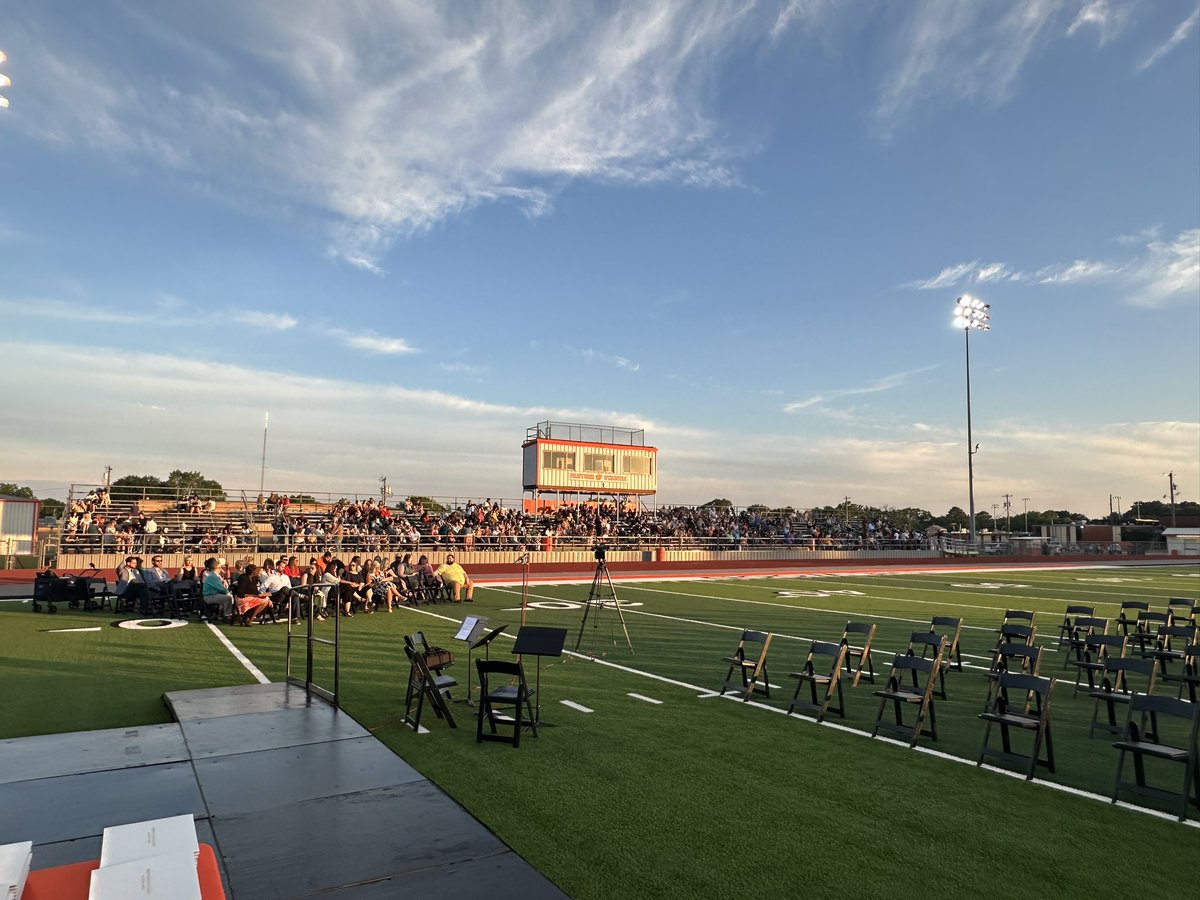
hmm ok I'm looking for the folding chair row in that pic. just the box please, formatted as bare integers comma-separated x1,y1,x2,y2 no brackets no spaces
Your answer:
721,621,878,707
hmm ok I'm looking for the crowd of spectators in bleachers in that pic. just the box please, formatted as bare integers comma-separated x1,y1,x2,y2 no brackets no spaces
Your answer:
56,488,937,557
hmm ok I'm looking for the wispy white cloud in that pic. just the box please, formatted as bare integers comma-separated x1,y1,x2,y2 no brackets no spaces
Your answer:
0,296,142,323
337,331,419,355
1122,228,1200,307
1034,259,1118,284
874,0,1062,135
1067,1,1136,46
783,365,939,413
439,361,487,376
907,228,1198,305
906,260,1019,290
5,3,784,271
232,309,298,331
566,345,641,372
1137,6,1199,71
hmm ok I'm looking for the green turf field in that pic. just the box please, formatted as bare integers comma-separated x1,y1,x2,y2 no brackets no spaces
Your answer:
3,563,1198,897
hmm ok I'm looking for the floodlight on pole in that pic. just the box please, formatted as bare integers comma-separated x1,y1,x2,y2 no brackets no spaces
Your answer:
953,294,991,545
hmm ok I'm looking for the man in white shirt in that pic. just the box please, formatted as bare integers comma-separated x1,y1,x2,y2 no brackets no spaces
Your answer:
259,558,296,621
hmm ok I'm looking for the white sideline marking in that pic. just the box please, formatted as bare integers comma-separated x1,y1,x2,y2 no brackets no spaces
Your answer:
206,622,270,684
47,626,102,633
696,692,719,699
628,693,662,704
561,700,593,713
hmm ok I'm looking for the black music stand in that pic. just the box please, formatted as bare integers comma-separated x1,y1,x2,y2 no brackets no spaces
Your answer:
456,618,506,705
513,626,568,726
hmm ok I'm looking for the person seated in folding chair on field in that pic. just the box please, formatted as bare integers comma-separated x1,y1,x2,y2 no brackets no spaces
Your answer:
259,558,297,622
142,554,173,612
434,553,474,603
232,563,274,626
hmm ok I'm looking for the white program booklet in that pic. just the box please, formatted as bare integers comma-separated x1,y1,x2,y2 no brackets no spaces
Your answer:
0,841,32,900
88,852,201,900
99,815,199,868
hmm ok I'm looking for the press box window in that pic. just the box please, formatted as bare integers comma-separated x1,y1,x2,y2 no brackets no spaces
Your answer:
623,457,651,476
544,451,575,470
583,454,615,473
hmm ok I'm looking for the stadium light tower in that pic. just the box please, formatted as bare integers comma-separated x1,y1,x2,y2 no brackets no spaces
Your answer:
953,294,991,545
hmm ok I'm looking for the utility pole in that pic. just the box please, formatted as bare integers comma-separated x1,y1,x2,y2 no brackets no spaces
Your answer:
102,465,113,489
843,495,852,525
1002,493,1013,534
1165,472,1178,527
1114,495,1121,526
1022,497,1030,534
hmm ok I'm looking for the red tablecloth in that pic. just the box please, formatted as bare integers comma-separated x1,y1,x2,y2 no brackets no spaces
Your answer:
23,842,224,899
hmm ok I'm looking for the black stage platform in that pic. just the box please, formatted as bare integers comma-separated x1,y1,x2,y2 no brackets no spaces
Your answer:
0,682,566,898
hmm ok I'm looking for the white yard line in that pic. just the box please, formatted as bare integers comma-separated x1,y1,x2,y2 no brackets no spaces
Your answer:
560,700,593,713
628,693,662,704
206,622,270,684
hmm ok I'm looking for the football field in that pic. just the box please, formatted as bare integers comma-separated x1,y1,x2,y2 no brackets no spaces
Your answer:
3,562,1197,898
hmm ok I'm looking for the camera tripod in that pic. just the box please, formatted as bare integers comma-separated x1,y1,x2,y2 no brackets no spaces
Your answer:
574,559,633,654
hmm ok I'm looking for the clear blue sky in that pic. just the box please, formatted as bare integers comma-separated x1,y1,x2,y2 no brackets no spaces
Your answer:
1,1,1197,517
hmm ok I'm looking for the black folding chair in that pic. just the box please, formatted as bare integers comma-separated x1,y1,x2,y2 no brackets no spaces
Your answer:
1063,616,1109,670
1057,604,1095,649
1088,656,1157,739
1166,642,1199,703
907,631,950,700
1112,693,1200,821
996,609,1037,642
929,616,964,673
475,659,537,748
873,641,944,747
983,643,1043,712
978,672,1055,780
1166,598,1197,626
1115,600,1150,637
786,641,847,722
720,630,773,701
403,643,457,731
841,621,877,687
